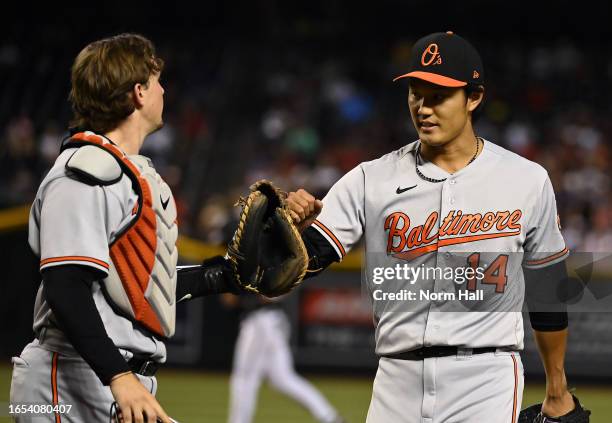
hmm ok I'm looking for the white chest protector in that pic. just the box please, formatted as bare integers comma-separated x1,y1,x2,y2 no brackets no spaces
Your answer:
64,131,178,338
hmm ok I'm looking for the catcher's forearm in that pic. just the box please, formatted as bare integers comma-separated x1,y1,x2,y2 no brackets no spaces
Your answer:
176,256,238,301
534,328,569,397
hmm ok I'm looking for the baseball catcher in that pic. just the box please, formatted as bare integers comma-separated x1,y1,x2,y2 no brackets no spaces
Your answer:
227,179,309,296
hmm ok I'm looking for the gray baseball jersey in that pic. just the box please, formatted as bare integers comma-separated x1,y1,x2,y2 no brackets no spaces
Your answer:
28,147,170,362
312,139,568,356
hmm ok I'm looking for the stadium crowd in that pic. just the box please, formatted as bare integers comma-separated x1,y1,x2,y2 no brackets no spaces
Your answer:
0,36,610,253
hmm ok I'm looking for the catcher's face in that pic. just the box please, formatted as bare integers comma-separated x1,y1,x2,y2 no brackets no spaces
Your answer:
408,79,481,148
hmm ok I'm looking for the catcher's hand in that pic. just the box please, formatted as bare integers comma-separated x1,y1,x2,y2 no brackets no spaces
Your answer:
227,180,308,297
518,394,591,423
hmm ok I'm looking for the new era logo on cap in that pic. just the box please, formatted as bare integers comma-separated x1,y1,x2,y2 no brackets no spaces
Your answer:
394,31,484,88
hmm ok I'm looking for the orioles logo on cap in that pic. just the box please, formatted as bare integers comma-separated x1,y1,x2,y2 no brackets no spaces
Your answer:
421,43,442,66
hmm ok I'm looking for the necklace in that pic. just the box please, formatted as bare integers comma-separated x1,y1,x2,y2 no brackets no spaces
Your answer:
415,137,481,183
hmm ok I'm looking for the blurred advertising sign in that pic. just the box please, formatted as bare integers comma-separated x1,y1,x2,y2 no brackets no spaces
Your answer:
300,288,372,325
293,273,377,367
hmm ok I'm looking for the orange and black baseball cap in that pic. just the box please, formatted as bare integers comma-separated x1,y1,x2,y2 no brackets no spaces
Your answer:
394,31,484,87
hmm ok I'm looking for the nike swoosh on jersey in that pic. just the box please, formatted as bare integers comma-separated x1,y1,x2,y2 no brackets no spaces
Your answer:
396,185,417,194
160,195,171,210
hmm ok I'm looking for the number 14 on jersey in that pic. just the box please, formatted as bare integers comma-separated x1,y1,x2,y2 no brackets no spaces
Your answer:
466,253,509,293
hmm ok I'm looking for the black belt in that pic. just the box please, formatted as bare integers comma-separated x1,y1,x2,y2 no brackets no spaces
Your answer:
381,346,498,360
128,357,159,376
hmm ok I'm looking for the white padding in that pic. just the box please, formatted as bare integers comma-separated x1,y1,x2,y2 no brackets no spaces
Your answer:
146,278,176,337
67,145,122,183
105,266,135,318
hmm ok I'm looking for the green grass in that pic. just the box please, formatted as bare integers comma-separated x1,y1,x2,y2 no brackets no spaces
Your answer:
153,369,373,422
1,363,611,422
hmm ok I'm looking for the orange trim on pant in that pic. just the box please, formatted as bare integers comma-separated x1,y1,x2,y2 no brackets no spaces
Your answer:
51,352,61,423
41,256,109,269
511,354,518,423
313,220,346,257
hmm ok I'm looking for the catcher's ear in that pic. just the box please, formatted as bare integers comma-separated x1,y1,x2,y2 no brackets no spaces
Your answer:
132,83,146,109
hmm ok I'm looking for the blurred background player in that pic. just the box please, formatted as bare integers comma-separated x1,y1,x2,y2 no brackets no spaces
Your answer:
222,293,345,423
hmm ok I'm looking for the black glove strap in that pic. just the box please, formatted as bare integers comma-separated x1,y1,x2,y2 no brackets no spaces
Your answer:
176,256,239,301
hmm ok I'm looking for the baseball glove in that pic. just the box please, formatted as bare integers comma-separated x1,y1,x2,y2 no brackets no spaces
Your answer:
227,179,308,297
518,394,591,423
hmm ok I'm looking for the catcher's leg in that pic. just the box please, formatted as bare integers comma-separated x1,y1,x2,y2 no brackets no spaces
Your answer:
434,350,524,423
263,310,339,423
10,340,131,422
228,312,267,423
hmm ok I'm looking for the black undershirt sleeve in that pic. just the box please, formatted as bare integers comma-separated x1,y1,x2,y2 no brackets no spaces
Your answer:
301,226,341,279
42,265,130,385
524,260,569,332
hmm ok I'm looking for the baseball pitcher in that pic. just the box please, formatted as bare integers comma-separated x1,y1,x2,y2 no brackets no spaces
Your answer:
228,32,589,423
